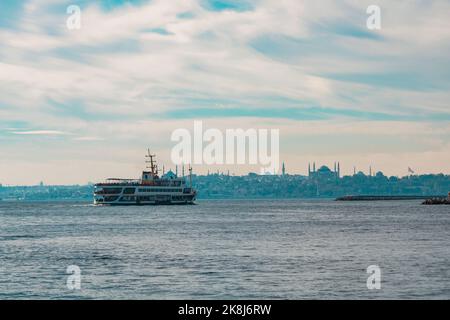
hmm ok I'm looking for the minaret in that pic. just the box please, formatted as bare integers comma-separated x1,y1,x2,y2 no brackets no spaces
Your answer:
353,166,356,175
282,162,286,176
369,166,372,177
176,165,178,177
313,162,316,173
334,162,337,179
308,163,311,177
338,162,340,178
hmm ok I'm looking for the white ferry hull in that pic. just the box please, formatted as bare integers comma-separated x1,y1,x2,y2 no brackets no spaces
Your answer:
94,186,197,206
94,150,197,206
95,201,196,206
94,196,196,206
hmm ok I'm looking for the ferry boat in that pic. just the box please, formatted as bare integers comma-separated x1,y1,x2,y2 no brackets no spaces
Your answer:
94,150,196,205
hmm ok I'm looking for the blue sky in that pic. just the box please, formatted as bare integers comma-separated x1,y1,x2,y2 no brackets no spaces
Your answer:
0,0,449,184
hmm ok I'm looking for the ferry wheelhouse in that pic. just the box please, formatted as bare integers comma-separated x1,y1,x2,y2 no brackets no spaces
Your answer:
94,151,196,205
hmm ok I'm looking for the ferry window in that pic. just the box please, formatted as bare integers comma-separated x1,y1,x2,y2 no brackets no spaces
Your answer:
123,188,135,194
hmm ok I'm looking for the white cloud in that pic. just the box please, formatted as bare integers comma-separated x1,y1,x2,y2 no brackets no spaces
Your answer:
11,130,68,135
0,0,449,183
73,136,105,141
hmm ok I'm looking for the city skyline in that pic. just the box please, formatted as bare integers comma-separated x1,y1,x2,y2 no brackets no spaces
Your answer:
1,0,450,185
1,167,448,199
0,159,447,187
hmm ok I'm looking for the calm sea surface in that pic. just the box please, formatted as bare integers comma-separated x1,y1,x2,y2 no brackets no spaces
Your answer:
0,200,448,299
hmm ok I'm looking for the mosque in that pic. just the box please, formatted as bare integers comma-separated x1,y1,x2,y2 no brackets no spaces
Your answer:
308,162,340,180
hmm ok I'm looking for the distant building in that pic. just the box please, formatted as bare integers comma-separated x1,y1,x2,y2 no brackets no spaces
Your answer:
355,171,366,177
375,171,386,178
308,162,340,180
162,170,177,180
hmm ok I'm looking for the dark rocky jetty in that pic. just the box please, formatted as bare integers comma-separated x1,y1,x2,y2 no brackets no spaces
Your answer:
422,197,450,205
336,195,438,201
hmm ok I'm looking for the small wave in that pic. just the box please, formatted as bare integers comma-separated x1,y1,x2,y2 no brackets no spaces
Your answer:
70,204,95,208
0,234,39,241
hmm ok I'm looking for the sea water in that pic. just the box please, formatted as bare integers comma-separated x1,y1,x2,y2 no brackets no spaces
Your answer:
0,200,448,299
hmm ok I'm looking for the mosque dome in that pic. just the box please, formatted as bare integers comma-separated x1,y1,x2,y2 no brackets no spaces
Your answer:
317,166,332,173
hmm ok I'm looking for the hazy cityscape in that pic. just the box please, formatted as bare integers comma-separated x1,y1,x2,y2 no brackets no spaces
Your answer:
1,164,449,201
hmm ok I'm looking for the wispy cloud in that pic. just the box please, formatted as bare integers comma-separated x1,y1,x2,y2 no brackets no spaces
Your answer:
73,136,105,141
11,130,68,135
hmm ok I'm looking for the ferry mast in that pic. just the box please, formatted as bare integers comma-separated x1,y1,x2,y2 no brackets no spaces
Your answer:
145,149,158,177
